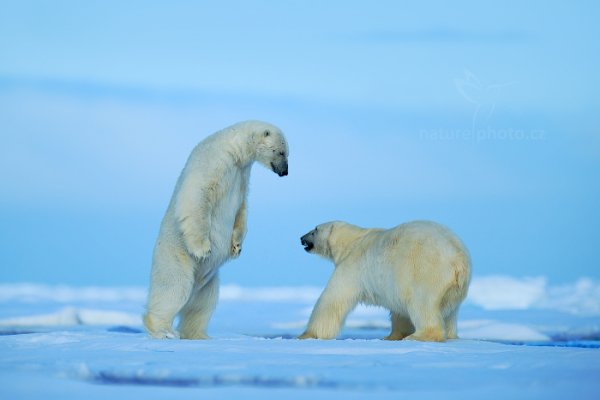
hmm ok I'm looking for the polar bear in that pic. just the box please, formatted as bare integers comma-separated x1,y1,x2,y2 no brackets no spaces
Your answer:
144,120,289,339
298,220,471,342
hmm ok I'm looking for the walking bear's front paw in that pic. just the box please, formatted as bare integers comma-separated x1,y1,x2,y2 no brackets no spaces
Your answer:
298,331,318,339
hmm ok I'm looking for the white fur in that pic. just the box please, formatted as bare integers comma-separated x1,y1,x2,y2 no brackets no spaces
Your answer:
144,121,288,339
299,221,471,342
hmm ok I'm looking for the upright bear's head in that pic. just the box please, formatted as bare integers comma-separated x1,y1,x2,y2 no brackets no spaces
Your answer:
251,121,289,177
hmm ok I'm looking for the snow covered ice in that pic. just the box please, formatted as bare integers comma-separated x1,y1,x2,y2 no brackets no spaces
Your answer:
1,276,599,399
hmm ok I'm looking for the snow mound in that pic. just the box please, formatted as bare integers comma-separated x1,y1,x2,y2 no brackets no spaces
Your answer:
0,307,141,327
459,320,550,341
467,276,600,315
0,284,146,303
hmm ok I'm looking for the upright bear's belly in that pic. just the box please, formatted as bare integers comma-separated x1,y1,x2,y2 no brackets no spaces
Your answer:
206,170,243,263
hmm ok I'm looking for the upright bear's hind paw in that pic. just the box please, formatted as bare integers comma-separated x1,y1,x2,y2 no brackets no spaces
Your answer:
148,328,180,340
144,313,180,339
180,331,210,340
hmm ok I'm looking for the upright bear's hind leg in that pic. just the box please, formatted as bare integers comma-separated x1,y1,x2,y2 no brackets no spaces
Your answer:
144,268,194,339
178,274,220,339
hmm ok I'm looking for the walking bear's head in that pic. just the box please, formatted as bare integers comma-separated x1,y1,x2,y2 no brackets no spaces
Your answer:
301,221,365,263
300,222,336,260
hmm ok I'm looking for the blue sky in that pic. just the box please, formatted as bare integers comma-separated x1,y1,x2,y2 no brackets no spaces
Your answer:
0,1,599,287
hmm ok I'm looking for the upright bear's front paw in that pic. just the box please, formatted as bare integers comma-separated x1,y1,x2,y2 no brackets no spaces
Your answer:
231,241,242,258
192,239,212,261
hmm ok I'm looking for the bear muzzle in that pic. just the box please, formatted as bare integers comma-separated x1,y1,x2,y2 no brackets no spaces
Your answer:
300,234,314,252
271,161,288,177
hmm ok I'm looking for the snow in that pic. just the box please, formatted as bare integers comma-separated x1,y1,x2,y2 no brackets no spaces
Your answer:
467,276,600,315
1,276,599,399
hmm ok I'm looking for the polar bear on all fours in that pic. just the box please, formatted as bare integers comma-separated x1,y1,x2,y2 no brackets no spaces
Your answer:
299,220,471,342
144,120,289,339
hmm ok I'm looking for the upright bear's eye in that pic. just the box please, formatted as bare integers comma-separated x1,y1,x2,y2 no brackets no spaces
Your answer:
279,151,285,156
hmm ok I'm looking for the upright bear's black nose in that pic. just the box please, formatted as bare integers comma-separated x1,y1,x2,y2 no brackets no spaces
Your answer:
271,162,288,177
279,161,288,177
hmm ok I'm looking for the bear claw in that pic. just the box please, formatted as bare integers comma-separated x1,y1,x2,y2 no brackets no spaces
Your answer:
231,242,242,257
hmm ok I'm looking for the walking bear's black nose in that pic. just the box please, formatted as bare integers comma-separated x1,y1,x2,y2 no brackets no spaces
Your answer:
300,233,314,252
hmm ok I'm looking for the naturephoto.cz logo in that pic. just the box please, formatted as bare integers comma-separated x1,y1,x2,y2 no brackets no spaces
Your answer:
420,70,546,142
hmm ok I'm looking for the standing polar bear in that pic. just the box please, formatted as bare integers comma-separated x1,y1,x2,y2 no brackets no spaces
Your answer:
144,120,289,339
299,220,471,342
